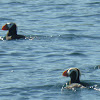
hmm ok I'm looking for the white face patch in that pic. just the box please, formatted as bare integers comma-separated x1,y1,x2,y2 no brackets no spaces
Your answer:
7,23,14,29
68,68,79,80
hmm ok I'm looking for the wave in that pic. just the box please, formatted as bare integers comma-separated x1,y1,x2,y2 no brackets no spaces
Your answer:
86,1,100,5
2,83,62,94
61,81,100,92
6,1,26,5
1,34,100,41
68,52,86,57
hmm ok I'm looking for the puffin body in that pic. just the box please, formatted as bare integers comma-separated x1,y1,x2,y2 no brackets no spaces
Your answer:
62,68,85,89
2,23,25,40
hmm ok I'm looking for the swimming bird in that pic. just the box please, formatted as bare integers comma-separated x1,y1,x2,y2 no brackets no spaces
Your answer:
62,68,86,89
2,22,25,40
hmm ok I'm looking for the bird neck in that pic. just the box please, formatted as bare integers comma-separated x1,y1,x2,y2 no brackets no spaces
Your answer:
70,78,80,84
7,25,17,36
69,72,80,84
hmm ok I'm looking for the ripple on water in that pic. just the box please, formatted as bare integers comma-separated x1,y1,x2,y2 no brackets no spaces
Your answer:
68,52,87,57
0,0,100,100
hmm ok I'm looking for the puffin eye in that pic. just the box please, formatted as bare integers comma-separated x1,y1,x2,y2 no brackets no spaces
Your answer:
7,23,13,29
8,23,12,26
68,69,74,75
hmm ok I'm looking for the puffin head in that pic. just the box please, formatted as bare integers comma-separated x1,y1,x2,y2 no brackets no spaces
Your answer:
2,23,17,31
63,68,81,84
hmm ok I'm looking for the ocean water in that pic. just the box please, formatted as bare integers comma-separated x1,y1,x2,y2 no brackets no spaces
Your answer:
0,0,100,99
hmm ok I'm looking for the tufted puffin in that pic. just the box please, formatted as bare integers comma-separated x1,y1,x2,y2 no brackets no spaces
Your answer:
62,68,86,89
2,23,25,40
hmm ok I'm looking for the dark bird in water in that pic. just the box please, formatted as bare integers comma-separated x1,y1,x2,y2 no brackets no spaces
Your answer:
2,22,25,40
62,68,87,89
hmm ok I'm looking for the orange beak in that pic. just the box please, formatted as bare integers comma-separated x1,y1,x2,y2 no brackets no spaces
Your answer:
2,24,9,30
62,70,68,77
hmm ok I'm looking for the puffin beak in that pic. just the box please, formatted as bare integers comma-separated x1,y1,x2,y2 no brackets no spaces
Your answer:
2,24,9,30
62,70,68,77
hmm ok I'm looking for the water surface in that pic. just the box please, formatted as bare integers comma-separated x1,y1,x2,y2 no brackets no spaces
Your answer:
0,0,100,100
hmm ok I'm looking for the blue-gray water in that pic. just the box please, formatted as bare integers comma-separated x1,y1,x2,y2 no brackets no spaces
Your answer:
0,0,100,100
